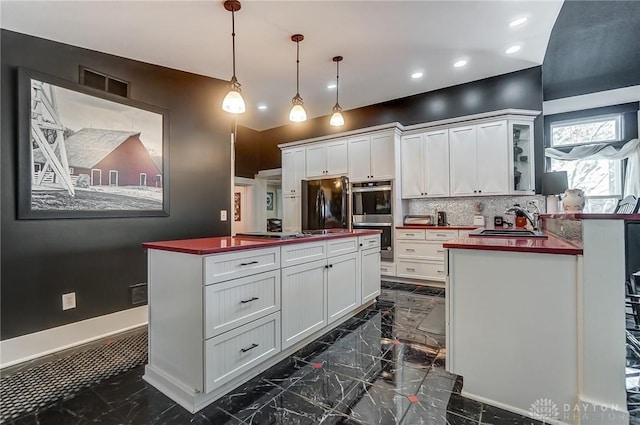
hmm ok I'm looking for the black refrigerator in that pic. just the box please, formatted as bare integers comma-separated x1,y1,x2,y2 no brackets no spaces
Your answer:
301,176,350,231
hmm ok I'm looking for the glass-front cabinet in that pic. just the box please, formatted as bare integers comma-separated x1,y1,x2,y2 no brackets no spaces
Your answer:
509,120,535,194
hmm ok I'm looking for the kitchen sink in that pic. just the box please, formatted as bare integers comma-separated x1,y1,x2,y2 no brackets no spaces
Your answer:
470,229,548,239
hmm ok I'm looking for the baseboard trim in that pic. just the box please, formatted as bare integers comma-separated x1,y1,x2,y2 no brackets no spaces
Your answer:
0,306,148,369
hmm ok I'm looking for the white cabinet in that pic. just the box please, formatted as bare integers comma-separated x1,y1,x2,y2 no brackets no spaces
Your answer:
305,139,348,178
282,147,305,196
361,245,381,304
281,259,328,349
282,195,301,232
396,229,459,282
450,121,509,196
401,129,450,198
327,252,359,323
510,121,535,194
348,132,394,181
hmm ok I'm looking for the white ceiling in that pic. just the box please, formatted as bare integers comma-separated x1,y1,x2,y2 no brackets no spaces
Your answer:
0,0,564,131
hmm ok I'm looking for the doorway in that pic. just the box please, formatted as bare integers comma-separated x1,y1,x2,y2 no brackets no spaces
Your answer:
232,169,282,235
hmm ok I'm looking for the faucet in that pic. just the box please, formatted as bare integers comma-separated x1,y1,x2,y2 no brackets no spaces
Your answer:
504,203,540,230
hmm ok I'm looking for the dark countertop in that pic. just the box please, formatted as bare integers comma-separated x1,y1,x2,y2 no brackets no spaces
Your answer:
143,229,382,255
443,230,582,255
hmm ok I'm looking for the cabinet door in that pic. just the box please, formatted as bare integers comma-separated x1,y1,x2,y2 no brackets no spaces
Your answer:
306,144,327,177
449,126,477,196
424,129,450,197
361,248,381,304
401,134,425,198
510,121,535,193
282,148,305,195
282,195,301,232
476,120,509,195
281,259,327,349
327,252,359,323
370,133,394,180
348,136,371,181
326,140,348,175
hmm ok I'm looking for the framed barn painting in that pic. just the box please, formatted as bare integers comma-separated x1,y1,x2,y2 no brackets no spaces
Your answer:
17,68,169,219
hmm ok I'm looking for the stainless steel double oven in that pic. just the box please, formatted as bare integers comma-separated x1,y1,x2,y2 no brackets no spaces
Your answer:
351,180,393,261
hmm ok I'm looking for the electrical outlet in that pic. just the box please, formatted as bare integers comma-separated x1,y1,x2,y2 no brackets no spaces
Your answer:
220,210,228,221
62,292,76,310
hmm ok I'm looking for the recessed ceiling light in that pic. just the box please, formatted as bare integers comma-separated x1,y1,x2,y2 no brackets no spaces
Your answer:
257,104,267,110
505,45,521,54
411,72,424,79
327,84,337,89
454,60,467,68
509,17,527,27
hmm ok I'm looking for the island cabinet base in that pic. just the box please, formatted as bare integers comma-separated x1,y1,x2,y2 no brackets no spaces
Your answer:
447,248,579,424
143,233,381,413
143,301,374,413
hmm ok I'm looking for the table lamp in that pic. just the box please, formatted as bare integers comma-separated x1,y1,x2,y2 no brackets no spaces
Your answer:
542,171,569,214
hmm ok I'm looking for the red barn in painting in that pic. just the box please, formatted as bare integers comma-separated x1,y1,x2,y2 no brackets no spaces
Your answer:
34,128,162,188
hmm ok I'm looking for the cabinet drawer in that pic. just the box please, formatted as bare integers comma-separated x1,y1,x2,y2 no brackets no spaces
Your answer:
396,229,426,240
359,234,381,250
424,230,458,241
380,262,396,276
397,241,446,260
205,247,280,284
205,270,280,339
204,312,280,393
458,229,475,238
281,241,327,268
396,260,447,281
327,237,358,257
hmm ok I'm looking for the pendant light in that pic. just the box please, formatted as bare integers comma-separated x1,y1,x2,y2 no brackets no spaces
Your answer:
221,0,245,114
329,56,344,127
289,34,307,123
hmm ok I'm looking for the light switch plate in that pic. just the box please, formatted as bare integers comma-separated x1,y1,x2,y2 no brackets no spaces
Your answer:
220,210,228,221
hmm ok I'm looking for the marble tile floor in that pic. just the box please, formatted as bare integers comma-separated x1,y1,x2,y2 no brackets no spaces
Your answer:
6,282,549,425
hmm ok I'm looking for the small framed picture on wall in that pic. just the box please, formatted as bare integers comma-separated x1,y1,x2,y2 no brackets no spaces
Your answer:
266,192,274,211
234,192,241,221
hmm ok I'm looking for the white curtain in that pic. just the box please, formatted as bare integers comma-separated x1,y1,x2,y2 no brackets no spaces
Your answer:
545,138,640,197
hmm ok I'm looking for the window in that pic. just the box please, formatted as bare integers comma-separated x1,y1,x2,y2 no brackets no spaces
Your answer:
550,114,622,147
548,112,624,213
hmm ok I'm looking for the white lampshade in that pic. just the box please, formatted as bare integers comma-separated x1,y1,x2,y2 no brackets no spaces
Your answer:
289,104,307,122
222,89,246,114
330,111,344,126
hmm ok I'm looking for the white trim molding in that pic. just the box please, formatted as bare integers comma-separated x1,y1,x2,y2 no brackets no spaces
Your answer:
0,306,148,369
543,85,640,116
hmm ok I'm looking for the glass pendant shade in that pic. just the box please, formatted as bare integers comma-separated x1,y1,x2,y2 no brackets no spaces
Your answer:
222,87,246,114
330,104,344,126
289,101,307,122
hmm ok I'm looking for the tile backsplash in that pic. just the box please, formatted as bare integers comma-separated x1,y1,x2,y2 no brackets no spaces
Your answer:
408,195,546,226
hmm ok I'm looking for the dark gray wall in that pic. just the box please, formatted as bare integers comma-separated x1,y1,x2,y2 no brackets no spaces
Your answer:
256,67,544,187
1,30,233,339
543,0,640,100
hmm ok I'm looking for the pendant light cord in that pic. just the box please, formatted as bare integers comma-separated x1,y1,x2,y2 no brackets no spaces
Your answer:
231,9,237,79
335,60,339,104
296,40,300,96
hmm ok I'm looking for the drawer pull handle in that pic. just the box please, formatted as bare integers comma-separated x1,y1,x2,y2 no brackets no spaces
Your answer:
437,250,445,253
437,270,445,274
406,267,415,272
240,343,259,353
239,261,259,266
406,248,415,252
436,234,447,237
405,233,415,236
240,297,259,304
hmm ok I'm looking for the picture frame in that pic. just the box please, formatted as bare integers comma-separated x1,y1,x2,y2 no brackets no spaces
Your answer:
234,192,241,221
266,191,274,211
17,68,169,219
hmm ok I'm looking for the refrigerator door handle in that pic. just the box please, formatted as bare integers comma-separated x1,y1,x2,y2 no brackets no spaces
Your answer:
320,190,326,228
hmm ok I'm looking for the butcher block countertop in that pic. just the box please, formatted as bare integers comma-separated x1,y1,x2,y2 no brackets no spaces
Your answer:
443,230,582,255
143,229,382,255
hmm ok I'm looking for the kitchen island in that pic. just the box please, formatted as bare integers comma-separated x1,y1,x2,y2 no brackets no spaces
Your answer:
444,216,634,425
142,230,381,413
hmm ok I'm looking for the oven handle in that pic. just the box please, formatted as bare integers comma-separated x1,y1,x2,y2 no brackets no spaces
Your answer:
352,186,392,193
352,222,393,227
